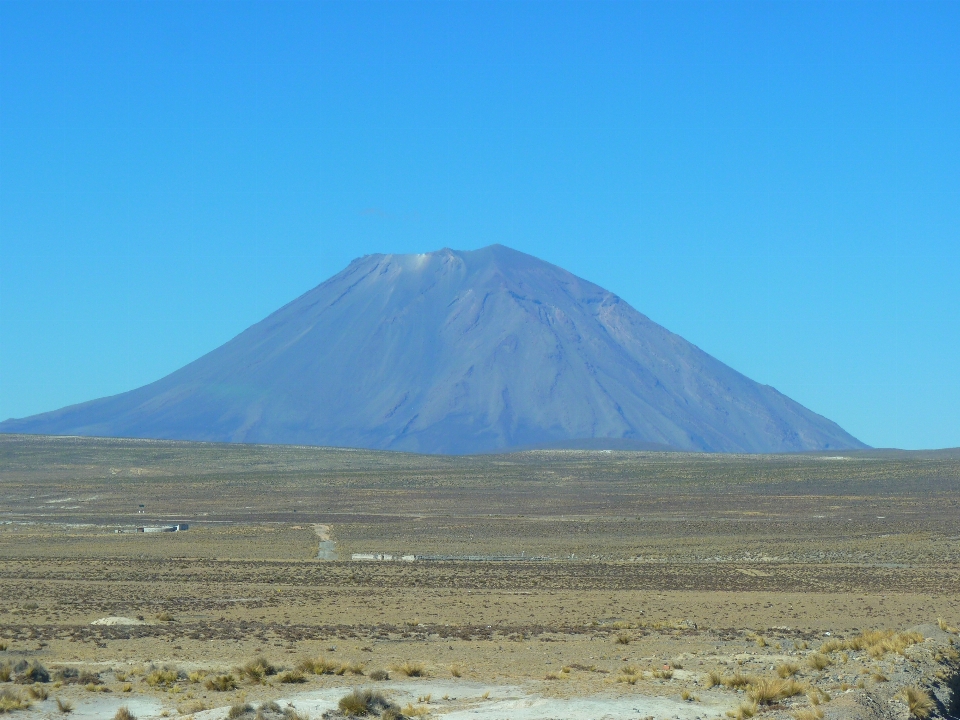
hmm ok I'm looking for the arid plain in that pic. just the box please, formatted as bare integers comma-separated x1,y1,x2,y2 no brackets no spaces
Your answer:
1,434,958,720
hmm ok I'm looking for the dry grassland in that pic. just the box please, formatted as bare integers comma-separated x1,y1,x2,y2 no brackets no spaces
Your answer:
0,435,958,719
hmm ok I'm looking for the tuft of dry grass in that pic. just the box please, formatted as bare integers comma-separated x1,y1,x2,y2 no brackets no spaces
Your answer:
113,708,137,720
727,700,759,719
26,685,49,700
807,653,831,671
278,669,307,684
369,669,389,681
238,657,277,684
338,689,394,716
792,708,823,720
155,611,174,622
748,677,807,705
204,674,238,691
776,662,800,678
722,671,753,689
187,670,207,683
226,703,251,719
615,632,632,645
392,660,427,677
299,656,338,675
55,697,73,714
144,667,179,687
705,669,722,688
450,665,462,678
0,689,31,713
897,686,935,719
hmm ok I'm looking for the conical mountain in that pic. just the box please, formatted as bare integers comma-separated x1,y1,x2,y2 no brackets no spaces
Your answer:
0,245,866,454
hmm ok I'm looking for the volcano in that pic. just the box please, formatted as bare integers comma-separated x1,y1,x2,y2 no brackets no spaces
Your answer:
0,245,866,454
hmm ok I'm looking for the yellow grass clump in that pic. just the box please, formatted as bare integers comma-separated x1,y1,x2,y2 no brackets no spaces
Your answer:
747,677,807,705
897,686,935,719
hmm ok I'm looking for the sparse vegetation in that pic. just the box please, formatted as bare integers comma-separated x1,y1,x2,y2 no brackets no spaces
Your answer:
55,697,73,713
369,669,390,681
113,708,137,720
820,629,924,658
145,667,180,687
807,653,831,670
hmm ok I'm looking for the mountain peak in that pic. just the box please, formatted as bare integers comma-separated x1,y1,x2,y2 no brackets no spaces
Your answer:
0,246,866,454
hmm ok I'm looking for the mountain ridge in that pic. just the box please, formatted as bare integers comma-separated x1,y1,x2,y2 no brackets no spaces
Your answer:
0,244,867,454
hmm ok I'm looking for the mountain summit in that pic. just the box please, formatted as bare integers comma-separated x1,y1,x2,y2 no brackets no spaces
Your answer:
0,245,865,453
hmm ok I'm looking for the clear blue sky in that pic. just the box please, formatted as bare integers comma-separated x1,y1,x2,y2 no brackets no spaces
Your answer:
1,1,958,450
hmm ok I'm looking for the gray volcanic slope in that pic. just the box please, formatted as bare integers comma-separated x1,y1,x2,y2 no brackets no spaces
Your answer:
0,245,866,454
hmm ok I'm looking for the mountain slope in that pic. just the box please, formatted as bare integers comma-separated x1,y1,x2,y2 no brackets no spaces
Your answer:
0,245,866,453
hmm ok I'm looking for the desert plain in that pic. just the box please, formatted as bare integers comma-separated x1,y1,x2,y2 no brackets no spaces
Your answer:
0,434,958,719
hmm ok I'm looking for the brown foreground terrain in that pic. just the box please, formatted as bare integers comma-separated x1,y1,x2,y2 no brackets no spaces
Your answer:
0,434,958,720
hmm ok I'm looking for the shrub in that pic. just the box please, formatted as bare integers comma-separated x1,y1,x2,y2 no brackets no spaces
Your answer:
78,670,101,685
807,653,831,670
369,669,389,681
338,662,365,676
615,632,632,645
52,668,79,684
16,661,49,684
204,674,238,691
300,656,339,675
393,661,426,677
187,670,207,683
113,708,137,720
0,664,10,683
897,686,935,719
338,689,395,716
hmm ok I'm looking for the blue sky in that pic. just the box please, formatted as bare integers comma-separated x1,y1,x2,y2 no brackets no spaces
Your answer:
1,0,958,449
